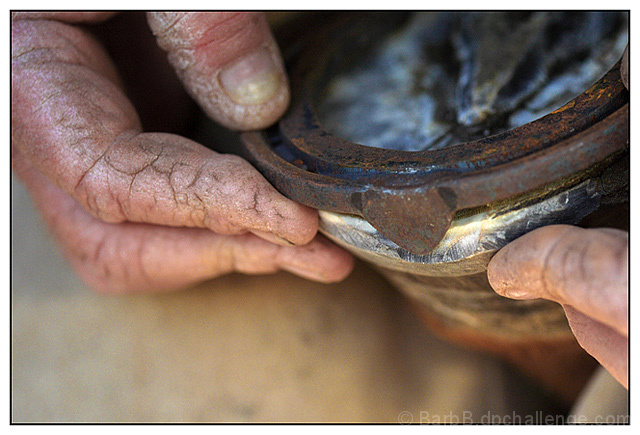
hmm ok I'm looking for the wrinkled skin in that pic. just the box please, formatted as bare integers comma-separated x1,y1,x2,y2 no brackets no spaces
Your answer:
488,57,629,389
11,12,354,294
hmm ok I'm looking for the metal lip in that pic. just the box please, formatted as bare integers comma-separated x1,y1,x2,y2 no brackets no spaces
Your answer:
278,65,627,180
239,15,629,255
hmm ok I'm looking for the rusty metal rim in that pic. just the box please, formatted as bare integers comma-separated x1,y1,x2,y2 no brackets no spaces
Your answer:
278,64,627,178
238,18,629,255
241,105,627,255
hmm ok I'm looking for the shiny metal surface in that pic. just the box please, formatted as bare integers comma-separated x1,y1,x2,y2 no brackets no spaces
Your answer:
318,178,602,276
318,176,611,339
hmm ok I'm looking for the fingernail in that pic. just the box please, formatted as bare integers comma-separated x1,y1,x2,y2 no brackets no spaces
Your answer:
250,229,295,247
219,48,282,106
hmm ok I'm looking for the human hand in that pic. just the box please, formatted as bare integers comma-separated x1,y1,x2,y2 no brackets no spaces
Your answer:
12,12,354,294
487,225,628,388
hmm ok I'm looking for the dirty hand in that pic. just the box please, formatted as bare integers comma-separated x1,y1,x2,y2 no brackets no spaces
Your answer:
12,12,354,294
487,225,628,388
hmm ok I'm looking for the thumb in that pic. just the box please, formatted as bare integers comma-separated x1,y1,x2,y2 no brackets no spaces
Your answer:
147,12,289,130
487,225,628,336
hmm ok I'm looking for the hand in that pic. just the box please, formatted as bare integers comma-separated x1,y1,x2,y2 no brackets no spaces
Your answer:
12,12,354,294
487,225,628,388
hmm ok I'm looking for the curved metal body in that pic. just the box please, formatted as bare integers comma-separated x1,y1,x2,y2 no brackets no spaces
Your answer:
237,12,629,343
241,42,628,255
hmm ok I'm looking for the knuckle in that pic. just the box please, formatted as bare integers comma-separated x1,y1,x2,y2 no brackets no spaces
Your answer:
213,154,262,197
73,152,128,224
12,11,117,24
543,228,583,295
149,12,265,70
230,236,280,274
541,227,628,314
70,230,147,295
203,12,263,48
12,18,107,71
68,232,121,293
146,12,188,43
185,12,262,50
73,135,161,225
218,153,257,178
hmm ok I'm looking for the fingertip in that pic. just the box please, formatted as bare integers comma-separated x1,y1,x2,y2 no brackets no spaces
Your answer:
487,257,534,300
281,203,319,246
314,238,356,283
326,256,356,283
486,248,512,296
487,225,575,300
253,196,318,246
278,236,355,284
487,241,533,299
251,206,318,247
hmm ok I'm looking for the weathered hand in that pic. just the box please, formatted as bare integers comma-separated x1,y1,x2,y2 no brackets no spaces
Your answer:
487,225,628,388
11,12,354,294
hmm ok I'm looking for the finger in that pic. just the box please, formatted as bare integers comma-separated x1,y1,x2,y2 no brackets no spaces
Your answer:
12,17,316,245
563,305,628,388
487,225,628,335
14,152,354,294
146,12,290,130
